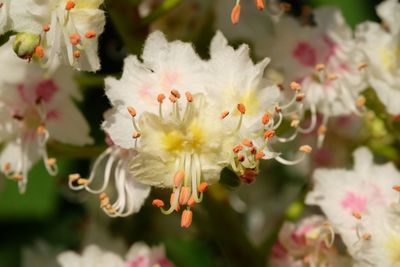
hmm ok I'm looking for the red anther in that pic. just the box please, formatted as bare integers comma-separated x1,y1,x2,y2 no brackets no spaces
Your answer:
65,0,75,10
132,131,141,139
69,33,81,45
233,144,243,153
255,151,265,160
181,210,193,228
174,171,185,187
242,139,253,147
171,89,181,98
231,3,241,25
296,93,305,102
187,196,196,207
237,154,245,162
73,50,81,58
85,31,96,39
42,24,50,32
152,199,165,208
157,94,166,103
264,130,275,140
35,46,45,58
262,113,270,125
256,0,265,10
250,147,257,154
127,106,137,117
198,182,208,193
179,186,191,205
237,103,246,114
275,105,282,113
239,169,257,184
220,111,229,119
185,92,193,102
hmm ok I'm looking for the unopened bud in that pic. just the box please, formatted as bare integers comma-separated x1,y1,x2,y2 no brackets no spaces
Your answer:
13,33,41,59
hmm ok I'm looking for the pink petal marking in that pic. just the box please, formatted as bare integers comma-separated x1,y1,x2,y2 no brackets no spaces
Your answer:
292,42,317,67
35,80,58,102
126,256,149,267
340,191,367,213
161,71,180,89
46,110,59,120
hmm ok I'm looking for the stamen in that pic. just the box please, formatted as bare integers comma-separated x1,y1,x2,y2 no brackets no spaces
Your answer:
262,112,270,125
198,182,208,193
237,103,246,114
181,209,193,228
179,186,190,205
132,131,141,139
42,24,50,32
256,0,265,10
127,106,137,117
242,139,253,147
69,173,80,183
157,94,166,103
264,130,275,140
275,105,282,113
69,34,81,46
85,31,96,39
233,144,243,153
290,81,301,92
231,2,241,25
393,185,400,192
291,119,300,128
73,50,81,58
185,92,193,102
237,154,245,162
171,89,181,99
327,73,338,81
352,211,362,220
255,151,265,160
3,162,11,173
356,96,366,108
77,178,90,185
299,145,312,153
187,196,196,207
315,64,325,72
174,170,185,187
65,0,75,11
169,95,177,103
13,174,23,182
358,63,368,71
295,93,305,102
99,193,109,208
362,233,371,240
34,46,45,58
220,111,229,119
152,199,165,208
46,158,56,167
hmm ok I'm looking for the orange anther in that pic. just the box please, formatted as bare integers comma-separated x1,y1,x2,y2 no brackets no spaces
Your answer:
77,178,90,185
231,3,241,25
233,144,243,153
250,147,257,154
358,63,368,71
356,96,366,107
65,0,75,10
290,82,301,91
157,94,166,103
69,33,80,45
393,185,400,192
187,196,196,207
299,145,312,153
47,158,56,166
291,119,300,128
170,193,180,212
73,50,81,58
169,95,177,103
256,0,265,10
37,125,46,135
242,139,253,147
3,162,11,172
179,186,191,205
181,209,193,228
327,73,338,81
35,46,45,58
152,199,165,208
185,92,193,102
174,171,185,187
255,151,265,160
237,103,246,114
13,174,23,182
99,192,107,200
198,182,209,193
42,24,50,32
171,89,181,98
85,31,96,39
362,233,371,240
238,154,245,162
264,130,275,140
132,131,141,139
275,105,282,113
315,64,325,72
352,211,362,220
262,113,270,125
220,111,229,119
127,106,137,117
69,173,80,183
318,125,327,135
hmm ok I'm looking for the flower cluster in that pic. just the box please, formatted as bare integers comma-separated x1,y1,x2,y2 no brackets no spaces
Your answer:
68,30,312,228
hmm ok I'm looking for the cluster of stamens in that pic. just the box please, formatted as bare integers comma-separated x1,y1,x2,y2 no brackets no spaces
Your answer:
231,0,291,25
2,98,57,193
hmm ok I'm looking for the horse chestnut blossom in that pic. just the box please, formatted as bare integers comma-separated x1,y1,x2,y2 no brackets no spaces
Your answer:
306,147,400,265
270,216,349,267
263,7,368,146
356,0,400,115
99,31,311,227
0,40,92,193
69,109,151,217
57,243,175,267
10,0,105,71
0,0,10,34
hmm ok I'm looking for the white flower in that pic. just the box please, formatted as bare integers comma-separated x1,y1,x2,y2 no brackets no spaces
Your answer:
0,0,10,34
356,0,400,115
270,215,350,267
57,243,175,267
10,0,105,71
104,31,207,149
306,147,400,264
69,109,151,218
0,39,92,193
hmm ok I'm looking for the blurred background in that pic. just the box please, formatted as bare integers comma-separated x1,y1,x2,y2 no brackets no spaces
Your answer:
0,0,392,266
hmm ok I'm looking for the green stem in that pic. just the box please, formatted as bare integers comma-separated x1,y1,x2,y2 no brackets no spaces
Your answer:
47,141,106,159
140,0,183,25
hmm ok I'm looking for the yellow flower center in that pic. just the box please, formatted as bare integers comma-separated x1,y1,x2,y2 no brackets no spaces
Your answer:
380,44,400,72
386,232,400,263
161,121,205,153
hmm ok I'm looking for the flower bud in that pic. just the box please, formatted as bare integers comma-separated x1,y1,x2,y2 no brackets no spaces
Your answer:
13,33,41,59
